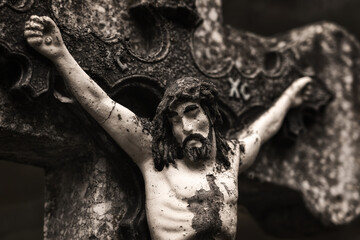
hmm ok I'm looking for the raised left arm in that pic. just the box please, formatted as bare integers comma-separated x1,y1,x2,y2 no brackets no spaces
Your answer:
237,77,312,173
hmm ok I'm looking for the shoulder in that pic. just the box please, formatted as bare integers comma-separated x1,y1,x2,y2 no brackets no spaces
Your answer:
225,139,244,167
226,139,242,154
236,133,262,173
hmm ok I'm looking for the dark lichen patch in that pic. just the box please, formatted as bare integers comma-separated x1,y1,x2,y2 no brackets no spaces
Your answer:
131,115,139,123
131,115,152,136
185,174,224,240
246,129,254,135
221,182,231,196
238,142,246,167
240,143,245,154
139,117,153,136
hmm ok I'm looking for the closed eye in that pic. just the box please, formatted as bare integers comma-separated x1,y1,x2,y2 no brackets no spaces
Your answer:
184,104,199,114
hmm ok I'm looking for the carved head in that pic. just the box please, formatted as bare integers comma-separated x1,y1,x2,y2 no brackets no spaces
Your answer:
152,77,231,171
168,101,212,164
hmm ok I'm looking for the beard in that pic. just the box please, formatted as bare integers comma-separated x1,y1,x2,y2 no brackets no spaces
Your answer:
181,131,212,163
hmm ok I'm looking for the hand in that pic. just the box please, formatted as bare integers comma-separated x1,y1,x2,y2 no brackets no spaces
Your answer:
24,15,67,61
285,77,313,107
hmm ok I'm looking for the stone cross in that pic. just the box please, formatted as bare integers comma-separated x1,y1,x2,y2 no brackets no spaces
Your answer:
1,0,360,239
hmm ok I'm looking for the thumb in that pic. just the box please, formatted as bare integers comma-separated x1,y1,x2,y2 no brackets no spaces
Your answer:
41,16,57,30
41,16,55,25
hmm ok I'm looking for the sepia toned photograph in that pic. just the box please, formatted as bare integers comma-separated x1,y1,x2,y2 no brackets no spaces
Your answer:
1,0,360,239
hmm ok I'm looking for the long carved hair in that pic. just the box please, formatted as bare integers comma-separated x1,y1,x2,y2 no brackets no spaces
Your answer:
152,77,231,171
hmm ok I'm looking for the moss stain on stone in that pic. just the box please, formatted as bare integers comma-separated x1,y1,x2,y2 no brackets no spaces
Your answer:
185,174,225,240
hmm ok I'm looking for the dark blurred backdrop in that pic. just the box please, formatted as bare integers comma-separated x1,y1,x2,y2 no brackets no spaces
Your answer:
1,0,360,239
223,0,360,39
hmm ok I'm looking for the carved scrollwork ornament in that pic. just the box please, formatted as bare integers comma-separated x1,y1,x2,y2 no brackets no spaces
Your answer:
0,0,34,11
125,6,171,63
0,40,33,93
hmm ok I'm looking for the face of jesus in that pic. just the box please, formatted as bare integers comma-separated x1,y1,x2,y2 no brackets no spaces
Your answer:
168,102,212,163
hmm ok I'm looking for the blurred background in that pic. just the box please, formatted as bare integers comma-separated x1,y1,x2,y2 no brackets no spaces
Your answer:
223,0,360,38
1,0,360,239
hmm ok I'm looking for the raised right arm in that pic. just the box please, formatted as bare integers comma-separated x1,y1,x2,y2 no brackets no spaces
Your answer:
24,15,152,164
235,77,312,173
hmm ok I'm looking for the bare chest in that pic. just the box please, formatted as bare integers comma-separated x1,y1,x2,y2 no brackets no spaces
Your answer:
168,168,237,202
143,164,238,240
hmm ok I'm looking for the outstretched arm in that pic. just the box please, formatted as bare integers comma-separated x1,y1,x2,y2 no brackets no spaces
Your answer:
237,77,312,172
24,16,152,164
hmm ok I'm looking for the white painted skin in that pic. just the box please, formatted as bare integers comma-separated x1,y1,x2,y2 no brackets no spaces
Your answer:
25,15,312,240
169,102,210,149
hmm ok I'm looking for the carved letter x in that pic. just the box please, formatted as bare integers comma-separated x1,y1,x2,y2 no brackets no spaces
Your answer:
228,77,241,98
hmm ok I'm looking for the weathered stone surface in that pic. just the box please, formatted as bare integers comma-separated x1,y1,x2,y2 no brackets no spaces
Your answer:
2,0,360,239
44,154,149,239
248,22,360,226
193,0,360,228
0,80,87,167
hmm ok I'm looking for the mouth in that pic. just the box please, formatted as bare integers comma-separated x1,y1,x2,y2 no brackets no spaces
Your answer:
182,134,206,148
186,139,202,148
181,133,212,162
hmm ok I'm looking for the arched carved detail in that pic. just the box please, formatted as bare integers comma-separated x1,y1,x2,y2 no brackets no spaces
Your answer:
125,6,171,63
0,0,34,12
110,75,163,119
0,41,33,94
51,0,171,62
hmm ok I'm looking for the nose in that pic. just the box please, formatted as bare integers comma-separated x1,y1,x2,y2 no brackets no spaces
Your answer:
182,118,194,134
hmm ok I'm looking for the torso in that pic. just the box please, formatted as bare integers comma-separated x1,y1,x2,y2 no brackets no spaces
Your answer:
140,140,240,240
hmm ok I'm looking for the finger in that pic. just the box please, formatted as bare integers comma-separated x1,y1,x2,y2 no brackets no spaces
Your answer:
25,21,44,30
27,37,43,46
293,77,312,92
24,29,43,38
29,21,44,30
24,26,43,33
41,16,56,27
299,76,312,86
24,21,32,29
30,15,43,24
